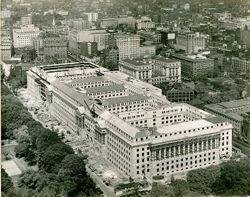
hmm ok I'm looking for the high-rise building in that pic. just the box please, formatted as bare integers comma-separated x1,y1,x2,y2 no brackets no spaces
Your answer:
43,37,67,58
240,26,250,49
0,39,12,61
84,13,98,22
1,9,11,19
114,34,140,60
13,25,40,48
78,42,98,57
27,62,233,181
175,32,206,54
118,16,136,29
32,37,44,56
172,53,214,79
68,29,109,53
68,19,91,30
0,29,12,61
21,15,32,26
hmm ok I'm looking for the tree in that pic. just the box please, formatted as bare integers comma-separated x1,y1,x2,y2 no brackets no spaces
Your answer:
58,154,97,197
38,143,74,173
148,182,175,197
35,130,61,157
1,168,14,194
15,143,29,158
171,179,190,197
187,165,220,195
212,159,250,195
13,125,31,144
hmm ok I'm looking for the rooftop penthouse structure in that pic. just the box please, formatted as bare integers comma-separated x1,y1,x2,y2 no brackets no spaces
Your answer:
27,62,233,181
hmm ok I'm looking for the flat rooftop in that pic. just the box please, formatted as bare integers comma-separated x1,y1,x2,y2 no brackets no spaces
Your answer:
52,80,94,108
172,53,213,62
157,119,214,134
218,97,250,109
67,76,109,85
205,97,250,110
85,84,126,94
102,94,149,106
121,59,150,66
155,56,180,64
39,62,98,71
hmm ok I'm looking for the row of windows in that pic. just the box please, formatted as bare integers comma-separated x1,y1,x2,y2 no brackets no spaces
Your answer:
106,121,133,141
136,152,218,175
150,138,220,161
91,92,126,98
72,83,109,88
107,103,147,113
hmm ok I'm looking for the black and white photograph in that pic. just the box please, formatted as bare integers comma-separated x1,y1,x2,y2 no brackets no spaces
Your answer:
1,0,250,196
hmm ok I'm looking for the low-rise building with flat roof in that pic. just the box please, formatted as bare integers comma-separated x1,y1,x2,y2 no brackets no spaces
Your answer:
205,97,250,136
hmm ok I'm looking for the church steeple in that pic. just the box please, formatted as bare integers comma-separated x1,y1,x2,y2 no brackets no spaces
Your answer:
52,16,56,27
52,6,56,27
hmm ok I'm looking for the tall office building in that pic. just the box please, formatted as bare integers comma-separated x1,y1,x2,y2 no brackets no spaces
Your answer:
172,53,214,79
78,42,98,57
68,29,109,53
0,29,12,61
43,37,67,58
84,13,98,22
240,26,250,49
13,25,40,48
175,32,206,54
114,34,140,60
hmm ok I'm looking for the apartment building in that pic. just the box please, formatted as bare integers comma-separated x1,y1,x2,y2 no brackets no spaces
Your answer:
13,24,40,48
27,62,233,181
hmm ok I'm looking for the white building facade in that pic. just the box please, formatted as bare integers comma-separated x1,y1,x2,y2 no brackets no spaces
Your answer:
13,25,40,48
27,62,233,181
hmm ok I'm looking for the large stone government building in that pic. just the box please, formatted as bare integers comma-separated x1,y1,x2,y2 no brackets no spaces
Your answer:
27,62,232,181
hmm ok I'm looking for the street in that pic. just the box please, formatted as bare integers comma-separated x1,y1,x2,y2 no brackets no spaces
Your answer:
86,166,116,197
